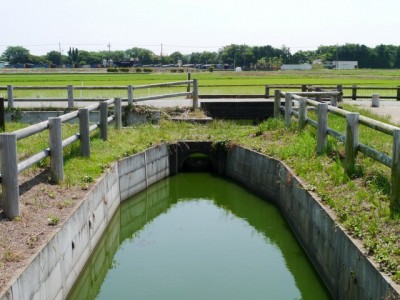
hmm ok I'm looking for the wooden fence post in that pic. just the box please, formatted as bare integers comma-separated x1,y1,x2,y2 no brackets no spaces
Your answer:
192,79,199,109
79,108,90,157
0,98,5,131
187,72,191,93
67,85,74,110
7,85,14,108
345,113,359,172
274,90,281,118
352,84,357,100
285,93,292,127
337,84,343,102
298,97,307,131
99,101,108,140
330,96,338,107
0,133,19,218
317,103,328,154
114,97,122,130
49,117,64,183
391,129,400,209
396,86,400,101
128,85,134,106
265,85,270,98
316,87,322,102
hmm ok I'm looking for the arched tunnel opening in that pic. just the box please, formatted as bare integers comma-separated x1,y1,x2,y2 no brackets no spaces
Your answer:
181,153,214,172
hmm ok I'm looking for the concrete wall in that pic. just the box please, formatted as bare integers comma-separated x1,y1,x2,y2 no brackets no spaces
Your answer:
0,144,170,300
281,63,312,70
226,146,400,300
2,142,399,300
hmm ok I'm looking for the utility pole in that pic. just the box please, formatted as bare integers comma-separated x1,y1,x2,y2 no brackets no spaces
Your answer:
59,42,62,54
107,43,111,53
160,43,163,65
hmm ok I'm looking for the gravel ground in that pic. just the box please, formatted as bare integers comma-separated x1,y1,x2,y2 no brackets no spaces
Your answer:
0,169,89,295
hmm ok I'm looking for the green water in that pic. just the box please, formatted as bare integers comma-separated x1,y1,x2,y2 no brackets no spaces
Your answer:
68,173,331,300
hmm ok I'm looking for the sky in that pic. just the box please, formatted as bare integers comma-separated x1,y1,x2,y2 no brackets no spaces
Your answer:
1,0,399,56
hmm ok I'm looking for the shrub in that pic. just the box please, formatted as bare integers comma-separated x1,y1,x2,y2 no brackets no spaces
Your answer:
135,68,142,72
119,67,129,72
170,69,177,73
143,68,153,73
208,67,214,72
107,67,118,73
178,68,185,73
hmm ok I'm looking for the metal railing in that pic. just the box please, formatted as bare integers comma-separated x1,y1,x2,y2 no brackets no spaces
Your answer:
274,90,400,209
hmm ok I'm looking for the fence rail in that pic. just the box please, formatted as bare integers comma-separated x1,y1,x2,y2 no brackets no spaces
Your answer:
0,98,122,218
1,80,399,105
265,84,400,100
1,78,198,109
274,89,400,209
0,79,199,219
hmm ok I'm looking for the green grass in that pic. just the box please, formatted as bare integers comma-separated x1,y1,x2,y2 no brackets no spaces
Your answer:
3,108,400,282
1,70,400,99
2,69,400,283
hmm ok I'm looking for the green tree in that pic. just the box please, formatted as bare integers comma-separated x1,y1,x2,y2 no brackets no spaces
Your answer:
67,47,79,64
394,46,400,68
189,52,202,65
125,47,157,65
280,45,292,63
77,50,105,65
29,55,46,64
1,46,31,64
169,51,185,64
199,51,218,64
219,44,254,68
291,50,315,64
46,51,63,65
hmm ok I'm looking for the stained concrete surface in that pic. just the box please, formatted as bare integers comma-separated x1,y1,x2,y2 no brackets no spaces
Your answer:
343,100,400,125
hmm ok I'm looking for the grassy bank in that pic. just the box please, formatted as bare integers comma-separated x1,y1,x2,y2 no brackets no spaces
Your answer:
2,105,399,283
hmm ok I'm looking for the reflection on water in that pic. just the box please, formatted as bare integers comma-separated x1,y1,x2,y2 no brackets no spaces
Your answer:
68,173,331,300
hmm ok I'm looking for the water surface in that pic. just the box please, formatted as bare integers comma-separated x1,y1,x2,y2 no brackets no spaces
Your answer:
68,173,330,300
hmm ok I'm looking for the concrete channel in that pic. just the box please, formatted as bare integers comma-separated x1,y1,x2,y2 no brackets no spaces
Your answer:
1,142,399,299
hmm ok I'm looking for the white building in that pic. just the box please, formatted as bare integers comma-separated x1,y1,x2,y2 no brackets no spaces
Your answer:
0,61,9,68
331,61,358,69
281,63,312,71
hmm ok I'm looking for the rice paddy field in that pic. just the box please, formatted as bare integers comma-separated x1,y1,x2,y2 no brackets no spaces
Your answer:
1,69,400,99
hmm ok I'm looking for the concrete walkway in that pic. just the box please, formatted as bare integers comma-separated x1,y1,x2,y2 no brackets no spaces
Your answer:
9,97,400,127
343,100,400,125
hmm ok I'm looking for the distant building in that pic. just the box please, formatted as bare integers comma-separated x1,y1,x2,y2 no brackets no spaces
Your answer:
281,63,312,71
0,61,9,68
330,61,358,69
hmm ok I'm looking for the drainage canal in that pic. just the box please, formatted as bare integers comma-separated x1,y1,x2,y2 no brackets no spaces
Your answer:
68,172,330,299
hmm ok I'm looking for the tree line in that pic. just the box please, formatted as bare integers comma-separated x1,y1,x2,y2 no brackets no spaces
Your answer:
1,43,400,69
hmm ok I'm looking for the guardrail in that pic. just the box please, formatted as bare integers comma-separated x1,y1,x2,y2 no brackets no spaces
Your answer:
0,78,199,109
0,98,123,218
274,89,400,209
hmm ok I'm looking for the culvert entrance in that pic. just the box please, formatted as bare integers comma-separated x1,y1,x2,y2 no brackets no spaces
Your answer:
168,141,227,175
181,153,214,172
